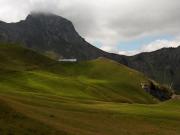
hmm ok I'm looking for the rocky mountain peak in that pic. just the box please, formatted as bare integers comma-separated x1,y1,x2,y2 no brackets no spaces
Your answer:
0,12,105,61
23,12,83,43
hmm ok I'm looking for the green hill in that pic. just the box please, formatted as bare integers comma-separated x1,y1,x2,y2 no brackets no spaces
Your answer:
0,45,179,135
0,45,158,104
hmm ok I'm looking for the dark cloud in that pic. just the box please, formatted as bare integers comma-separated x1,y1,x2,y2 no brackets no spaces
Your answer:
108,0,180,39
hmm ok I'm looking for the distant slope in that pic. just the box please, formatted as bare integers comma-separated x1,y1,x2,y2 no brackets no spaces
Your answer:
0,44,54,71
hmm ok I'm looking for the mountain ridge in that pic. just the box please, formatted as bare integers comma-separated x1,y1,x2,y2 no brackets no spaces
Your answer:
0,13,108,60
122,46,180,93
0,12,180,93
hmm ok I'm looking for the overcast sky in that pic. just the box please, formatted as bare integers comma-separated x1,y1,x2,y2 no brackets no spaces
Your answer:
0,0,180,55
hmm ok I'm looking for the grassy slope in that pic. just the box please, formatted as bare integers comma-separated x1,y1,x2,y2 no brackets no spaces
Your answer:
1,94,180,135
0,45,156,104
0,45,179,135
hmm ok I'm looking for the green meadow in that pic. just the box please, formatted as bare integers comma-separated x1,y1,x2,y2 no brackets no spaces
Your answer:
0,45,179,135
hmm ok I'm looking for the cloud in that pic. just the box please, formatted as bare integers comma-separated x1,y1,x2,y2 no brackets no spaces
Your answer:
0,0,180,54
118,38,180,56
140,39,180,52
0,0,29,22
118,50,139,56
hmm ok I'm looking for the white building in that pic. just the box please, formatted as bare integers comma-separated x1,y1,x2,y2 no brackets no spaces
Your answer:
59,59,77,62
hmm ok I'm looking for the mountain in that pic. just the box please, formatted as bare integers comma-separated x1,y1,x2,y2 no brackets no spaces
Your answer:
0,12,179,93
0,13,107,60
120,47,180,94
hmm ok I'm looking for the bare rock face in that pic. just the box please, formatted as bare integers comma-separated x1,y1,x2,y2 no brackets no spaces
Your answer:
141,81,173,101
25,13,84,43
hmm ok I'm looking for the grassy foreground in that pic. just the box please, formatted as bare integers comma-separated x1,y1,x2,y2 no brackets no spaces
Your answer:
0,93,180,135
0,45,179,135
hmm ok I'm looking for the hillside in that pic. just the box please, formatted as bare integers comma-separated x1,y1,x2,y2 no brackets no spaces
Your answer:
0,92,180,135
0,45,179,135
0,44,160,104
